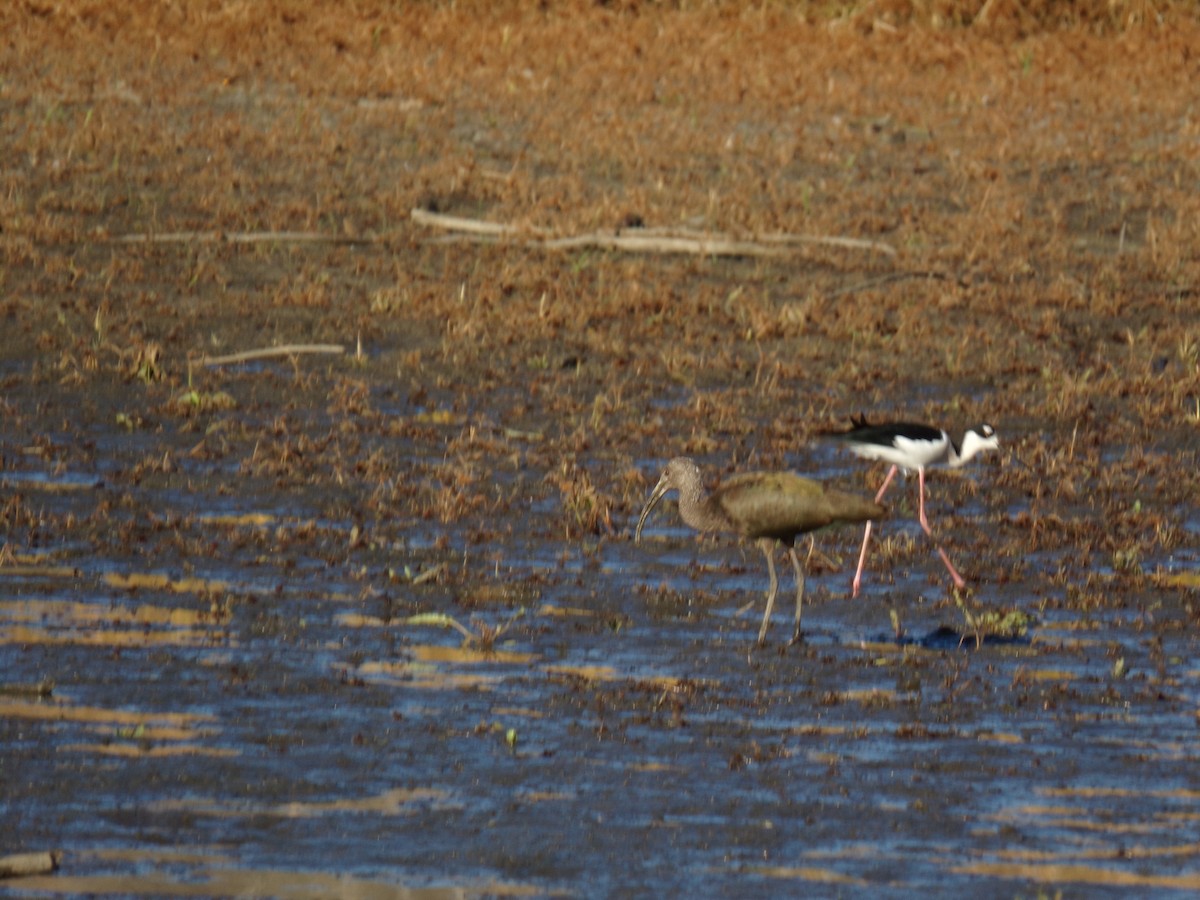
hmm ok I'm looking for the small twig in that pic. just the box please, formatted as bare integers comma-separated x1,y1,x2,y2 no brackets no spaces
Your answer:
410,563,446,586
113,231,373,245
0,851,60,879
828,271,950,300
402,612,477,643
974,0,1001,26
199,344,345,367
0,564,82,578
0,678,55,698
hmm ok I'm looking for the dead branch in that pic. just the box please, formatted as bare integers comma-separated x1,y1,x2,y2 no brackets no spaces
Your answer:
410,208,547,237
113,231,372,245
410,208,896,258
543,232,790,257
756,231,897,256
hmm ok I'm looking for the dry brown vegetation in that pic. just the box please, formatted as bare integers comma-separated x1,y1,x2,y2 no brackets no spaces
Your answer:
1,0,1198,621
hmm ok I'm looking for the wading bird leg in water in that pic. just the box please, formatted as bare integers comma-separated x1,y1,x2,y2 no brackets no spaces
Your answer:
852,464,899,598
916,467,965,589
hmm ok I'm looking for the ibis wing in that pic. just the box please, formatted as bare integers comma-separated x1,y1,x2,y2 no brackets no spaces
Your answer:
714,472,878,541
818,486,886,526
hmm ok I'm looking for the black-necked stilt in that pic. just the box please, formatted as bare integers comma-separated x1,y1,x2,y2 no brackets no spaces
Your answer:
635,457,885,646
822,416,999,597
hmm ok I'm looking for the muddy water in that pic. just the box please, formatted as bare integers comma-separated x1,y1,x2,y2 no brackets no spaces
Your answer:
1,368,1197,899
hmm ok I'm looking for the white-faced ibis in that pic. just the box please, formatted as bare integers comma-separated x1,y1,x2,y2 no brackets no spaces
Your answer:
822,416,999,597
634,457,885,646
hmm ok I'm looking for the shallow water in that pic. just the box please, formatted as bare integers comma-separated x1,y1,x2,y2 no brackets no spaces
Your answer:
2,415,1197,898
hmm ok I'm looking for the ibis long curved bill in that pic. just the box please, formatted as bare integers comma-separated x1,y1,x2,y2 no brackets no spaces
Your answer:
634,473,674,544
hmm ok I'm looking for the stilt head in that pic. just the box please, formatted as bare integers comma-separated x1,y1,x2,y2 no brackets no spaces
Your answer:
960,424,999,463
635,457,703,543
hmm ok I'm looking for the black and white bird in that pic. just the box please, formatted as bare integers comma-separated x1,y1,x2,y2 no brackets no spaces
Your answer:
822,416,999,597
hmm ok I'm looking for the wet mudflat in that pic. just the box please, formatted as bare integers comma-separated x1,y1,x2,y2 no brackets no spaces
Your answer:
2,2,1199,897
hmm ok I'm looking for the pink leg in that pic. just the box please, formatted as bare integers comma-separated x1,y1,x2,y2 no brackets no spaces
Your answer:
852,465,897,597
851,521,872,599
916,468,966,589
935,546,966,589
874,465,898,504
916,467,930,533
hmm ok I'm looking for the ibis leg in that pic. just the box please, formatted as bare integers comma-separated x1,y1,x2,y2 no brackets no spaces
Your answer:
916,468,967,589
853,465,898,597
786,539,810,646
756,540,778,647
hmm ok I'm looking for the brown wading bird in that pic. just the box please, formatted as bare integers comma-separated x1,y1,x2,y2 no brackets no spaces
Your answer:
635,457,885,646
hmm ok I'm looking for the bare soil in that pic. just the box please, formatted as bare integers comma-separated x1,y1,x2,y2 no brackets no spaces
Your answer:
1,2,1198,897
